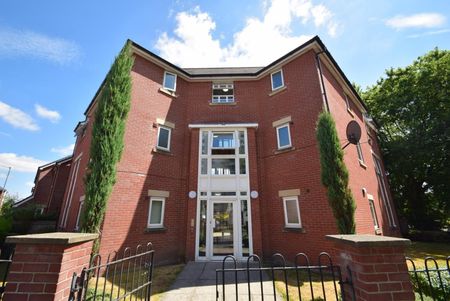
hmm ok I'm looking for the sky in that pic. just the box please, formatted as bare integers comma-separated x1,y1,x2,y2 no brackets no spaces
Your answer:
0,0,449,199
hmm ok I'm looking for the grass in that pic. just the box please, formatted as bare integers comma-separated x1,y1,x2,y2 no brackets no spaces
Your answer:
406,241,450,269
273,268,342,301
86,263,184,301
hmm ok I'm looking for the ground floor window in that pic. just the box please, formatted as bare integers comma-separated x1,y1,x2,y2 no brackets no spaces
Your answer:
283,196,301,228
75,195,85,230
368,195,380,230
148,197,165,228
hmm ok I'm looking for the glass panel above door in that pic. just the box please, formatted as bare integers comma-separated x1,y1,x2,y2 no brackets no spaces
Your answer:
212,133,235,148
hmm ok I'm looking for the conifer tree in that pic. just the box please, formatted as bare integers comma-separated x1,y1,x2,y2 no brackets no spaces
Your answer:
81,42,134,236
316,111,356,234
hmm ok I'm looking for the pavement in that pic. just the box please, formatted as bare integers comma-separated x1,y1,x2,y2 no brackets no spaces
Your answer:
160,261,282,301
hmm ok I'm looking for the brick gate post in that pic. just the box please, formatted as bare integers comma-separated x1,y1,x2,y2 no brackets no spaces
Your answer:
3,232,98,301
326,234,414,301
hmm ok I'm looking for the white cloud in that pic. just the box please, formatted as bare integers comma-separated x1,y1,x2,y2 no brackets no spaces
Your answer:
51,143,75,157
0,27,80,64
155,0,339,67
35,104,61,123
0,101,39,131
25,181,35,188
386,13,446,29
0,153,46,173
407,28,450,38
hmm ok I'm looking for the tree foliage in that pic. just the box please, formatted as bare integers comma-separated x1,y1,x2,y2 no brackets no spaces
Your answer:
362,48,450,231
316,111,356,234
82,42,134,235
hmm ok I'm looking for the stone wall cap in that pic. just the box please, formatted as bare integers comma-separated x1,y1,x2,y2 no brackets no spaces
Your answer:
5,232,99,245
326,234,411,247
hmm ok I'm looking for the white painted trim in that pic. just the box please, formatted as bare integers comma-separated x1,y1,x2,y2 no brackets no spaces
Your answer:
148,197,166,228
156,125,171,152
282,196,302,228
60,155,82,228
271,69,284,91
163,71,177,92
189,123,258,129
276,123,292,149
75,195,85,231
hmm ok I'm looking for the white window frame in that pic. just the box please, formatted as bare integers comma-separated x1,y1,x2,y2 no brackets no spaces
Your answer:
276,123,292,150
367,194,379,230
283,196,302,228
271,69,284,91
163,71,177,92
75,196,85,231
212,83,234,103
356,142,365,163
211,132,236,149
156,125,171,152
148,197,165,228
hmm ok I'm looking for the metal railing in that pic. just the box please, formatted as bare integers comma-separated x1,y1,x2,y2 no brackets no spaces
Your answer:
0,244,14,297
216,252,354,301
406,256,450,301
69,242,154,301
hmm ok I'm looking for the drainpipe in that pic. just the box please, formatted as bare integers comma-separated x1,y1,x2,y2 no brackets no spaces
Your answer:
315,51,330,112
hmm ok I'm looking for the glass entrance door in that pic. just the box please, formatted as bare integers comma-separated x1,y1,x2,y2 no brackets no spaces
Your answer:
212,202,234,256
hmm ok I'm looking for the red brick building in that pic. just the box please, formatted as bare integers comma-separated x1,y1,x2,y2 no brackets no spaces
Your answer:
15,156,72,218
57,36,400,264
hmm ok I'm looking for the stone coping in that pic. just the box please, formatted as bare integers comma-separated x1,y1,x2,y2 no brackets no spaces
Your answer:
326,234,411,247
6,232,98,245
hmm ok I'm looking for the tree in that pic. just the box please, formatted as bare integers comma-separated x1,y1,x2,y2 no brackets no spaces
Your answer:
81,42,134,238
316,111,356,234
362,48,450,231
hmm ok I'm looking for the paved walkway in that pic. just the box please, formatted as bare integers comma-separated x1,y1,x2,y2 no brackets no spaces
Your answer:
160,261,282,301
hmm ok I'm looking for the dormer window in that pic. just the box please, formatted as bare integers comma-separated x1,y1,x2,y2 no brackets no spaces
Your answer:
163,71,177,91
212,83,234,103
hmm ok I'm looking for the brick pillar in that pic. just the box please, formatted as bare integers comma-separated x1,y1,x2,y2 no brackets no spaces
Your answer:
3,232,98,301
326,234,414,301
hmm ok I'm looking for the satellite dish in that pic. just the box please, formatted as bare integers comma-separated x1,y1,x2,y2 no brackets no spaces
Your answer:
346,120,361,145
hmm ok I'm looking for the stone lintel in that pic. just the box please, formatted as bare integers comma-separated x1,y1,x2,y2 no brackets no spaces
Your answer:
5,232,98,245
272,116,292,128
278,189,300,197
148,189,170,198
326,234,411,248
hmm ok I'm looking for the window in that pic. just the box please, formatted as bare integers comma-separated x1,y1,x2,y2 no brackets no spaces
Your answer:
212,133,235,148
276,124,292,149
157,126,171,151
163,71,177,91
356,142,365,163
211,159,236,175
212,83,234,103
344,93,351,110
75,196,85,230
148,197,165,228
283,196,301,228
368,195,379,230
271,70,284,91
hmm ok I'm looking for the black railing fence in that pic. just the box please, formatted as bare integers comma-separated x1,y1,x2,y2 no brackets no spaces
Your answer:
0,244,14,297
69,242,154,301
406,256,450,301
216,252,355,301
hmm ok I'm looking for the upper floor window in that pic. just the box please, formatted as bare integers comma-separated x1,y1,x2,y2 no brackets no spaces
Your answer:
283,196,302,228
163,71,177,91
271,70,284,91
356,142,365,163
212,133,235,148
276,124,292,149
157,125,171,151
212,83,234,103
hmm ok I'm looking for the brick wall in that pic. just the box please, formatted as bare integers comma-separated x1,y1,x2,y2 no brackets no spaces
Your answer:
3,233,96,301
57,43,400,264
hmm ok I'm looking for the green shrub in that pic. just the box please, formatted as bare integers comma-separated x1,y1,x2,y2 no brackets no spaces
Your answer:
410,271,450,301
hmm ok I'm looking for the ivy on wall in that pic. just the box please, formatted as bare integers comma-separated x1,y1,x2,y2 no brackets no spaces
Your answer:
316,111,356,234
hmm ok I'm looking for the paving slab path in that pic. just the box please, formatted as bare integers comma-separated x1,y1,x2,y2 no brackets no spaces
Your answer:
160,261,283,301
